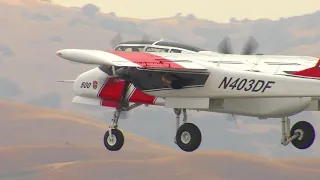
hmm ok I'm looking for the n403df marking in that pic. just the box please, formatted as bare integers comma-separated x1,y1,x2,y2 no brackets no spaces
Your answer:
218,76,275,93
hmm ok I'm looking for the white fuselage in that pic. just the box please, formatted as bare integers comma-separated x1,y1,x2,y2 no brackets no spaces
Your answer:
72,66,317,119
56,49,320,119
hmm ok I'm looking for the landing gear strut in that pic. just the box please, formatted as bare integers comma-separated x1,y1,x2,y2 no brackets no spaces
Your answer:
103,79,143,151
280,117,315,149
103,104,141,151
174,108,202,152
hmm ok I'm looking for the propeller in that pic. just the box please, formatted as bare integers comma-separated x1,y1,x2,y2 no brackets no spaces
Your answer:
217,36,259,55
217,36,233,54
241,36,259,55
141,34,150,41
109,32,151,50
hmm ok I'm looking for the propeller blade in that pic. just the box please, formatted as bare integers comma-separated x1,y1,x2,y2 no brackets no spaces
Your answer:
217,36,233,54
241,36,259,55
110,32,122,49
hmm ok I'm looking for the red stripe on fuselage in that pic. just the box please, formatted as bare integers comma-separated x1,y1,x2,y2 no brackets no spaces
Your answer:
98,78,124,101
101,100,120,108
107,51,184,69
129,88,156,104
293,58,320,77
98,77,157,105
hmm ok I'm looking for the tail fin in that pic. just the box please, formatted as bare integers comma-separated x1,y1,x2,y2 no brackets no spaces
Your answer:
292,57,320,77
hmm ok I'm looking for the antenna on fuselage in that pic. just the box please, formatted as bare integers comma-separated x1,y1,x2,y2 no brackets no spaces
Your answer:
142,38,164,52
273,60,284,74
152,38,164,45
216,54,224,67
250,54,261,72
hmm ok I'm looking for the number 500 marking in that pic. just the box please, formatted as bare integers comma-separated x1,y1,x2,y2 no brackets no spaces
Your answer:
80,82,91,88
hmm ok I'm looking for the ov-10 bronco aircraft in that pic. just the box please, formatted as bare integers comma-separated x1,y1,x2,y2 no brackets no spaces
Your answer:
56,48,320,152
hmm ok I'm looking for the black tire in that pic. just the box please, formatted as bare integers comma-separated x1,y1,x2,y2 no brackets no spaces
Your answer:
175,123,202,152
290,121,315,150
103,129,124,151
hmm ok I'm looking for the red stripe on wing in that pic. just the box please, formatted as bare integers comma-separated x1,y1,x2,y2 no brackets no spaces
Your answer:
107,51,184,69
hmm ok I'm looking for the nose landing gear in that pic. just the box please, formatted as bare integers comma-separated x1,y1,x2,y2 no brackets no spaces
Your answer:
103,108,124,151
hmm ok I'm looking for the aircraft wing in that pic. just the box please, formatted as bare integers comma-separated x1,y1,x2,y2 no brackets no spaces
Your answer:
56,49,207,71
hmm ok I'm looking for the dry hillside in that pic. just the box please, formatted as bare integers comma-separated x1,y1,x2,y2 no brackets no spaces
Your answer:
0,100,320,179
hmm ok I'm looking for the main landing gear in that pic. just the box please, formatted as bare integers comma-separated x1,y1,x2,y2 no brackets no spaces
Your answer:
174,108,202,152
280,117,315,150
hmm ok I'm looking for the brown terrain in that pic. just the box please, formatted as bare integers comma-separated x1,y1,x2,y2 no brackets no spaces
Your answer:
0,100,320,179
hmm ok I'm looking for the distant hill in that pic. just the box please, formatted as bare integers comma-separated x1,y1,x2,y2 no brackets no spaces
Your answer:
0,100,320,179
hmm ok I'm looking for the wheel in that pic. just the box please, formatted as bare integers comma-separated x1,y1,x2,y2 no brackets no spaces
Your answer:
103,128,124,151
290,121,315,150
175,123,202,152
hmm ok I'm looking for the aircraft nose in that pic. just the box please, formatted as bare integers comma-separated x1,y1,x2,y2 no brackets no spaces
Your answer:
55,49,73,60
56,50,63,56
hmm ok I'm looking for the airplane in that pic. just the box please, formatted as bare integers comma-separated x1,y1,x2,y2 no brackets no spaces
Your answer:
56,48,320,153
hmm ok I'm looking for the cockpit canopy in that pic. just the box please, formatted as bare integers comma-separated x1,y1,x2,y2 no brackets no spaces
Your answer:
114,40,207,54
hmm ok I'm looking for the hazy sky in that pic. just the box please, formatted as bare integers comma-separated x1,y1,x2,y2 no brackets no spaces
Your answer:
52,0,319,22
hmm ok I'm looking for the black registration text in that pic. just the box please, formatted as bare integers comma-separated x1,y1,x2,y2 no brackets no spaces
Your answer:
218,77,275,93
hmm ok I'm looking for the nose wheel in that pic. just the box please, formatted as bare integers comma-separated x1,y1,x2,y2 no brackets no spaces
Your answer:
103,108,124,151
104,128,124,151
